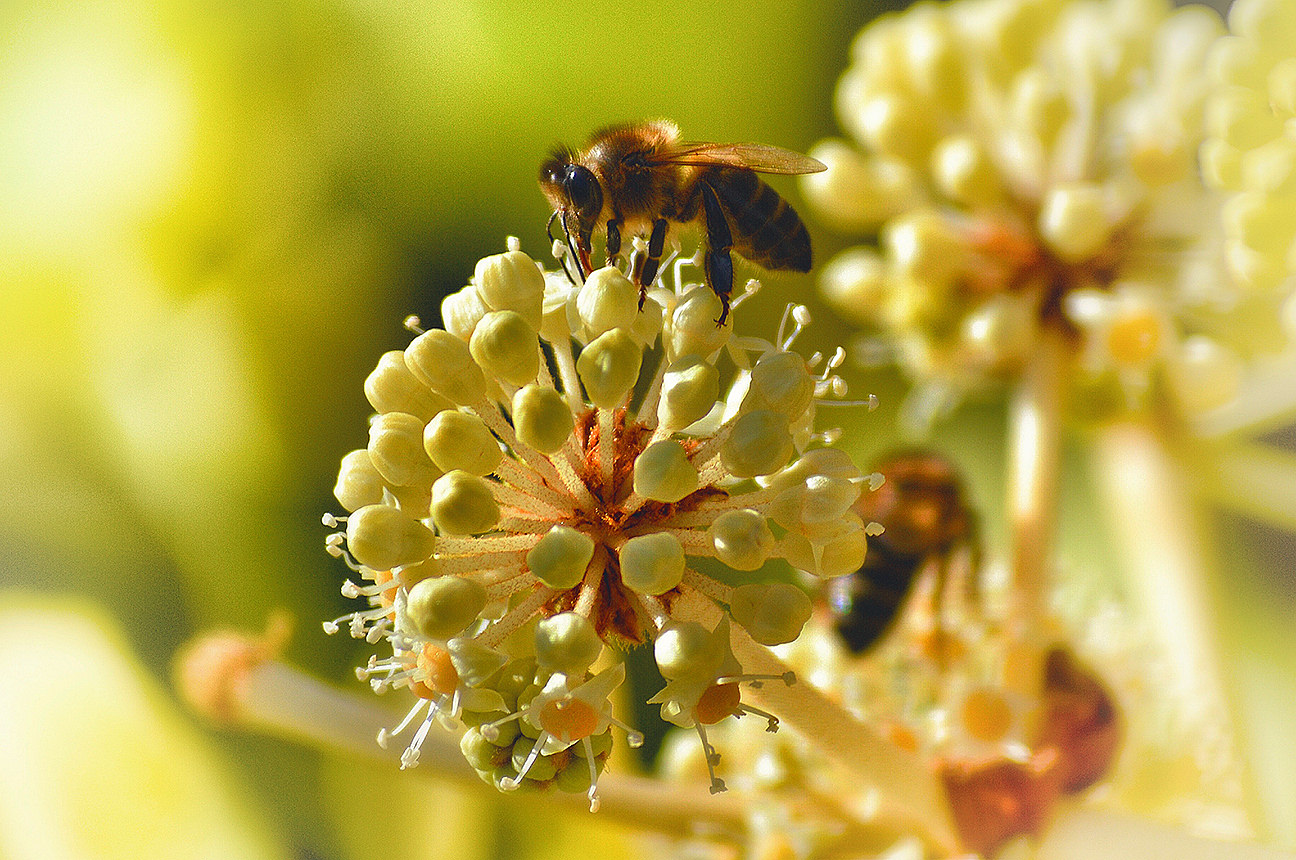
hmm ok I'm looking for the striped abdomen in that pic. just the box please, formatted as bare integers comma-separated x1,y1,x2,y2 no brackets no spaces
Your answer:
702,166,812,272
829,545,924,654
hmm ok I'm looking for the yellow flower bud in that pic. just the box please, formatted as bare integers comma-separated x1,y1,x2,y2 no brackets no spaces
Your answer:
469,310,539,387
474,248,545,330
633,440,699,503
619,532,686,596
430,471,500,536
346,504,436,570
369,411,440,488
423,410,501,476
365,351,452,422
512,384,574,454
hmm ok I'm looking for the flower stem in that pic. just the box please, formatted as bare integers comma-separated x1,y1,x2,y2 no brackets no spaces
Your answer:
1201,442,1296,534
674,591,963,855
1038,809,1295,860
1090,418,1261,833
185,644,750,837
1006,326,1065,623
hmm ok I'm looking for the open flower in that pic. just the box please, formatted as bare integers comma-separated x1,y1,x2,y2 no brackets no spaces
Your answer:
323,236,864,802
802,0,1264,426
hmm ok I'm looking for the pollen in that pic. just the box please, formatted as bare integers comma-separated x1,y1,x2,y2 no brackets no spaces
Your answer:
960,688,1015,744
540,698,601,743
694,683,742,726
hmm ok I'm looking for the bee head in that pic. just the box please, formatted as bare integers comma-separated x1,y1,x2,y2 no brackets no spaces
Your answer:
539,147,602,274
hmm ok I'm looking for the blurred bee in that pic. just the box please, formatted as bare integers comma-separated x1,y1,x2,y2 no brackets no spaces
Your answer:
830,451,980,655
539,120,826,325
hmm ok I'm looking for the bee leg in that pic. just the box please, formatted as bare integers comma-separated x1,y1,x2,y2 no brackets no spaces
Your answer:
630,218,669,310
700,183,734,326
605,218,622,267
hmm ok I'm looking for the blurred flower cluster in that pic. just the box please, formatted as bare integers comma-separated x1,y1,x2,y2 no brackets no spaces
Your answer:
803,0,1293,427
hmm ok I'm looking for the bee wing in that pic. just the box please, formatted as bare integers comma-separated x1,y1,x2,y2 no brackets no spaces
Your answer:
650,142,826,175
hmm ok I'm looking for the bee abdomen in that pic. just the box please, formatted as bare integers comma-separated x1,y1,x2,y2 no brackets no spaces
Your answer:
829,550,923,654
707,168,813,273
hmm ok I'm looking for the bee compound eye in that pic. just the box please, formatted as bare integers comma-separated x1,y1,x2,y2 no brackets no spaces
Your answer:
564,165,601,218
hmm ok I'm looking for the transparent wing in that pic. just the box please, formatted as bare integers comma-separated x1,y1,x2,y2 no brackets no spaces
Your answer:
648,142,826,175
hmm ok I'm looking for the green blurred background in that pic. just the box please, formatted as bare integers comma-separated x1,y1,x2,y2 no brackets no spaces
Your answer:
0,1,904,857
2,0,1291,858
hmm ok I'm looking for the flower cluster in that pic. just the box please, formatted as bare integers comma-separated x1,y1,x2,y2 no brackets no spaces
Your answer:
324,237,865,807
1204,0,1296,327
802,0,1258,424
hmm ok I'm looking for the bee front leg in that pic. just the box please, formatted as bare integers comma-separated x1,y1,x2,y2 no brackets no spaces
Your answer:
605,218,622,267
699,183,734,326
630,218,668,310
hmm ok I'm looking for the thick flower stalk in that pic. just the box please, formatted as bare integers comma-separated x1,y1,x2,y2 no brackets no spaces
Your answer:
803,0,1252,425
323,237,865,810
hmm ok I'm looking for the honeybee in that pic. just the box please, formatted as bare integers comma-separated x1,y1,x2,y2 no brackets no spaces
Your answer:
540,120,826,325
830,451,980,655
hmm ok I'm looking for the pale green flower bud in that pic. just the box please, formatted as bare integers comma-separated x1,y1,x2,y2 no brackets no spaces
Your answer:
657,354,720,432
534,612,602,675
932,134,1000,206
474,249,545,330
405,330,485,406
742,351,815,418
666,286,731,360
721,410,794,478
423,410,501,476
1009,69,1069,149
1224,190,1296,256
859,93,936,164
577,266,639,337
369,412,440,488
630,295,665,346
820,247,888,326
431,471,500,535
1243,138,1296,198
577,328,642,410
633,440,699,503
365,351,452,422
1038,182,1115,263
802,140,920,232
959,293,1037,370
512,384,574,454
335,449,385,512
540,271,578,344
904,7,964,109
768,474,861,532
1208,85,1279,151
442,284,490,341
708,509,774,571
763,447,861,494
1167,335,1244,415
1228,0,1296,65
729,582,813,646
654,621,724,681
469,310,540,387
1201,138,1244,191
405,576,488,640
346,504,436,570
884,208,968,289
779,514,867,579
526,525,595,589
619,532,685,595
1269,57,1296,117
